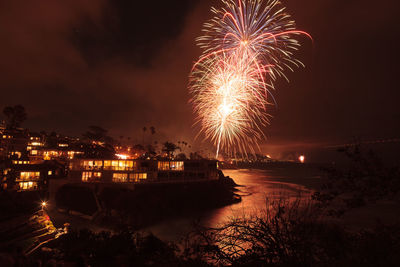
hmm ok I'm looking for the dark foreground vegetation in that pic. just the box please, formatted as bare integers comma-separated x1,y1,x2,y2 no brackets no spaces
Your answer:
2,198,400,266
1,145,400,266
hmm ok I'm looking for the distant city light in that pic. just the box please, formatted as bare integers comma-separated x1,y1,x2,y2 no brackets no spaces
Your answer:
41,201,47,210
299,155,305,163
116,154,128,160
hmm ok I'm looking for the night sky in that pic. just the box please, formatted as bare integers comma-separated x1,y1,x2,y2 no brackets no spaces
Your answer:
0,0,399,160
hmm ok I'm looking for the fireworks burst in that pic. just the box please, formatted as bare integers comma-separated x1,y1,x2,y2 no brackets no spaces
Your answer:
189,0,311,158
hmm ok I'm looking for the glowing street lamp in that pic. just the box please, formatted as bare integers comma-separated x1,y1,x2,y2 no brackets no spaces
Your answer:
299,155,305,164
41,201,47,211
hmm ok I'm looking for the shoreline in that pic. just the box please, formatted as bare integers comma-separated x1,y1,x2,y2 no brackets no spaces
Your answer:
49,174,241,232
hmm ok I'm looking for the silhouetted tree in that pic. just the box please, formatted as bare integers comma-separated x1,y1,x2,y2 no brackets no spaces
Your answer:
3,105,27,129
45,131,59,148
190,152,203,160
142,126,147,144
149,126,156,145
83,126,111,144
162,142,179,158
146,144,157,157
77,142,115,159
133,144,146,156
176,153,187,160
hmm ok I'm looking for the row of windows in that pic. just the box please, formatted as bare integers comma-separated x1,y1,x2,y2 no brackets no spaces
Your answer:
79,160,188,172
158,161,184,171
19,172,40,181
112,173,128,183
112,173,147,183
82,172,102,182
81,172,147,183
82,160,137,171
29,141,44,146
19,181,38,190
13,160,30,165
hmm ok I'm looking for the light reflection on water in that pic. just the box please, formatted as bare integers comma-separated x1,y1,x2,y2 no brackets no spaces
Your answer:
145,166,322,241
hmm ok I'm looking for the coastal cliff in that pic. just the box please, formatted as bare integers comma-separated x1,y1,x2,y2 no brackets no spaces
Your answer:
54,171,240,229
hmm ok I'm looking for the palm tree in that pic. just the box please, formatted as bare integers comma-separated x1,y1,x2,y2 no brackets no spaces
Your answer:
162,142,180,158
149,126,156,145
154,140,159,154
142,127,147,144
181,141,188,152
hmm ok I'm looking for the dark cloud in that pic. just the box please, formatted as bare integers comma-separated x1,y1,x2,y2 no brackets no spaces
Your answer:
71,0,199,66
0,0,203,144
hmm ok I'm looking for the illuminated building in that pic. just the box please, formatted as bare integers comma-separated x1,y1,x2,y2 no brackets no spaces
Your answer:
0,128,29,160
68,159,219,184
1,160,66,191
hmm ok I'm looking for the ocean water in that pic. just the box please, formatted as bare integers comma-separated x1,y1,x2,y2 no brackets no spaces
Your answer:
145,165,323,241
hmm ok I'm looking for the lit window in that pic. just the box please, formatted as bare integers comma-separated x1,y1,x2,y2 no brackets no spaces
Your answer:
82,172,92,182
111,160,118,169
129,173,147,182
31,150,38,155
112,173,128,183
171,161,184,170
67,151,76,159
44,152,51,160
95,161,103,168
104,160,111,170
158,161,169,171
83,161,94,170
19,181,37,190
19,172,40,181
30,142,43,146
111,160,131,171
157,161,184,171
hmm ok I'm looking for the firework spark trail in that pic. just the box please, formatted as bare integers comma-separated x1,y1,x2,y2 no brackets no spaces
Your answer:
189,0,311,158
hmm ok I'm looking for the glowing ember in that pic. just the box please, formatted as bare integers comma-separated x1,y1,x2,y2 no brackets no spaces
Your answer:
116,154,129,160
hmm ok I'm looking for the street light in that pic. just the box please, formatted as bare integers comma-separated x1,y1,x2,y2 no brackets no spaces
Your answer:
41,201,47,211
